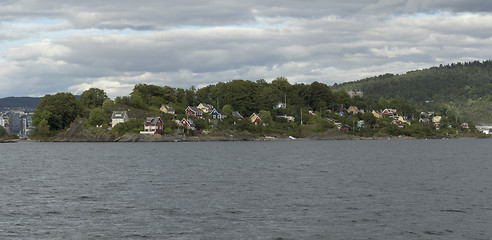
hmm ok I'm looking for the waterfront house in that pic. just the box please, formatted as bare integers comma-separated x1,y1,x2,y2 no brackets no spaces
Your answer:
141,117,163,134
160,104,175,115
185,106,203,118
111,111,129,127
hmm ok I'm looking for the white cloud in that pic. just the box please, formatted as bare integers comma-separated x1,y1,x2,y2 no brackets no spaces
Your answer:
1,1,492,97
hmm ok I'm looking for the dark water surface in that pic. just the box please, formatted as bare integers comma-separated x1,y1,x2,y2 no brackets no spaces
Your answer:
0,139,491,239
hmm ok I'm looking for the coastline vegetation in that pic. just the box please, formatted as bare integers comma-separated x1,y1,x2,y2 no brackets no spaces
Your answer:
29,77,486,141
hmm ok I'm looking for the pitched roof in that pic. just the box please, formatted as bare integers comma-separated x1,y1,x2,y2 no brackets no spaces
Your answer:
232,111,243,119
161,104,175,112
213,108,227,116
145,117,161,125
111,111,128,119
187,106,203,114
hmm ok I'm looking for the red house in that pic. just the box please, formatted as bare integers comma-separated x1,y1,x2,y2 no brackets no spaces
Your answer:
142,117,163,134
186,106,203,118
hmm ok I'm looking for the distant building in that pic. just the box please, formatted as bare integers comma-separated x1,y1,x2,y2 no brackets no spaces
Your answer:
111,111,130,127
347,90,363,98
160,104,175,115
141,117,163,134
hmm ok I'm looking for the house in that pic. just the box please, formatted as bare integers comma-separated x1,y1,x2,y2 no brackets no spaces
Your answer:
180,118,196,130
391,119,405,128
419,118,430,124
160,104,175,115
347,90,363,98
141,117,163,134
274,102,286,109
111,111,129,127
276,115,295,122
250,113,262,125
232,111,243,120
347,106,359,115
372,110,382,119
211,108,227,120
461,123,470,129
185,106,203,118
382,108,397,115
432,116,442,123
197,103,215,113
357,120,365,128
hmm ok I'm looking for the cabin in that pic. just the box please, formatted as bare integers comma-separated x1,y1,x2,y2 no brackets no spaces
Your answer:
160,104,175,115
141,117,163,134
185,106,203,118
211,108,227,120
111,111,129,127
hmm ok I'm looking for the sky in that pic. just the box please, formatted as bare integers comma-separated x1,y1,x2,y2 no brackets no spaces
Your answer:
1,0,492,98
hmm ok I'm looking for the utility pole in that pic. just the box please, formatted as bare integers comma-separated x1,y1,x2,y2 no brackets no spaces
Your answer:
300,108,303,125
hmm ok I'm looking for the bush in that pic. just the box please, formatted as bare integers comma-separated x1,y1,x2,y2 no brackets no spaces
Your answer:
111,119,143,136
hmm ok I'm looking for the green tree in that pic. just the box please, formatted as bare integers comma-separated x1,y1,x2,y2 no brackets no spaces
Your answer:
33,119,51,138
80,88,108,109
222,104,233,116
32,92,81,132
87,108,106,126
259,110,273,125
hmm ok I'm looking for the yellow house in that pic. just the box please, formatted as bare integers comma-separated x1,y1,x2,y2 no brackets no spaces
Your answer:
372,110,382,119
111,111,129,127
432,116,442,123
347,106,358,115
398,116,411,125
250,113,261,125
160,104,175,114
197,103,214,113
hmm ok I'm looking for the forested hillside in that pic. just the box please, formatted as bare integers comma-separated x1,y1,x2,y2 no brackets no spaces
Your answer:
0,97,41,109
333,61,492,124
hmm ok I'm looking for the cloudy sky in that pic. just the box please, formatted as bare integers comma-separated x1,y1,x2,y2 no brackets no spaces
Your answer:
1,0,492,98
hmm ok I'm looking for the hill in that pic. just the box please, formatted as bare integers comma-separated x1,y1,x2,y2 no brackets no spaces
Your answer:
0,97,41,109
333,60,492,125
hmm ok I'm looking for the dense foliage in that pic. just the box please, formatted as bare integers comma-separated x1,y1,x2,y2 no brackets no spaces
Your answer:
334,60,492,124
32,92,81,137
30,73,486,139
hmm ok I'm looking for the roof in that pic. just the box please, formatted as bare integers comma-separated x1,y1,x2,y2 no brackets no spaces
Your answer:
213,108,227,116
161,104,175,112
111,111,128,119
199,103,214,109
232,111,243,119
144,117,161,125
187,106,203,114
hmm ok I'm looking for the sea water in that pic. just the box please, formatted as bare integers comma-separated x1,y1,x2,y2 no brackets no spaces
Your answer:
0,139,491,239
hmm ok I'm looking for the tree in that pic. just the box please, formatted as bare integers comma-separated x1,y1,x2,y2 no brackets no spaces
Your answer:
87,108,106,126
32,92,81,132
222,104,233,116
0,125,7,138
259,110,273,125
80,88,108,109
